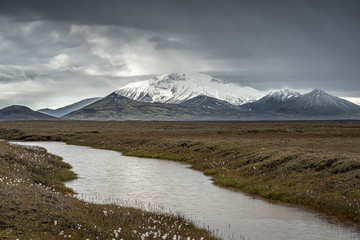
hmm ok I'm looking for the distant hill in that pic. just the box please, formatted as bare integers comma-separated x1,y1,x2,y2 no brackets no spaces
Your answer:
38,97,101,117
276,89,360,117
0,105,58,121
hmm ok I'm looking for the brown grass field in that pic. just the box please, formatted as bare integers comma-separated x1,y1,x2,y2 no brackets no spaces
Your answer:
1,120,360,231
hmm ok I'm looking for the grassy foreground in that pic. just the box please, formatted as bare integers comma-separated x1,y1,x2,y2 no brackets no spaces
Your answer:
0,140,218,239
1,121,360,229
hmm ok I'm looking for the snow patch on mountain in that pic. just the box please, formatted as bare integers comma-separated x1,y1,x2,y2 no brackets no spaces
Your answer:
116,73,264,105
266,89,301,101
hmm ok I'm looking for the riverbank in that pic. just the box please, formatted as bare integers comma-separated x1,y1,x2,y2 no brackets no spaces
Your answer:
0,140,218,239
1,121,360,229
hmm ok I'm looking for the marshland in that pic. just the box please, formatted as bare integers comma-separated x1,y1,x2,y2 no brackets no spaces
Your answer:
1,121,360,239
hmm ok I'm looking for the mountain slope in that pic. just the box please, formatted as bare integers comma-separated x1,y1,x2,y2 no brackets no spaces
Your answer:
242,89,301,112
277,89,360,117
38,97,101,117
180,95,238,111
63,93,206,120
116,73,263,105
0,105,58,121
63,93,263,121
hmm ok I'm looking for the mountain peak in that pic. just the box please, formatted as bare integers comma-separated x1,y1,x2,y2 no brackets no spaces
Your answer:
305,88,339,101
150,73,230,90
310,88,327,95
153,72,229,83
116,72,263,105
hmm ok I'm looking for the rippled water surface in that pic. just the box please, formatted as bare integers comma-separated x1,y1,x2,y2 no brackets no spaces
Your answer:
14,141,360,240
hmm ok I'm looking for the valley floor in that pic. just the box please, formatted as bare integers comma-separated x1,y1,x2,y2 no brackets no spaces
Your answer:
1,120,360,230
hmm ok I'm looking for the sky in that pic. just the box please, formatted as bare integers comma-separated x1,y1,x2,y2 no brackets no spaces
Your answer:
0,0,360,109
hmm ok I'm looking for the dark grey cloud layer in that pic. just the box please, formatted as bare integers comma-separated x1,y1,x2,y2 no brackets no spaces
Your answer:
0,0,360,108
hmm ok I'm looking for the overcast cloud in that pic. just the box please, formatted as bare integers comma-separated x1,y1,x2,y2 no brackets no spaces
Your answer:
0,0,359,109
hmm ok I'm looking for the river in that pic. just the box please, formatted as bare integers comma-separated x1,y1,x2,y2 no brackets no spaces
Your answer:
13,141,360,240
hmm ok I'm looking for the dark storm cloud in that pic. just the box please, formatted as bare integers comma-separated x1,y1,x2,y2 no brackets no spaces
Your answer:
1,1,360,68
0,19,83,65
0,69,38,83
0,0,208,32
0,0,360,108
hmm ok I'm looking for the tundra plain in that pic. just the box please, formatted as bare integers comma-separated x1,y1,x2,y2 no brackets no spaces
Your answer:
1,121,360,230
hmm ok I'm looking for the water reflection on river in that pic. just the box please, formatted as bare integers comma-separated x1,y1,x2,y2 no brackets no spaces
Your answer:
13,142,360,240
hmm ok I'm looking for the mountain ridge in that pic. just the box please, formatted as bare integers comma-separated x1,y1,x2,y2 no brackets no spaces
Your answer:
242,89,301,112
38,97,101,117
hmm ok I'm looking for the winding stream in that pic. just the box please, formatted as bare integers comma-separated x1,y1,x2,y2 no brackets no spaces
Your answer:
13,141,360,240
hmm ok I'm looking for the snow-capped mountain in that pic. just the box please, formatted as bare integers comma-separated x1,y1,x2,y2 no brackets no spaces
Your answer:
277,89,360,116
116,73,264,105
242,89,301,112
